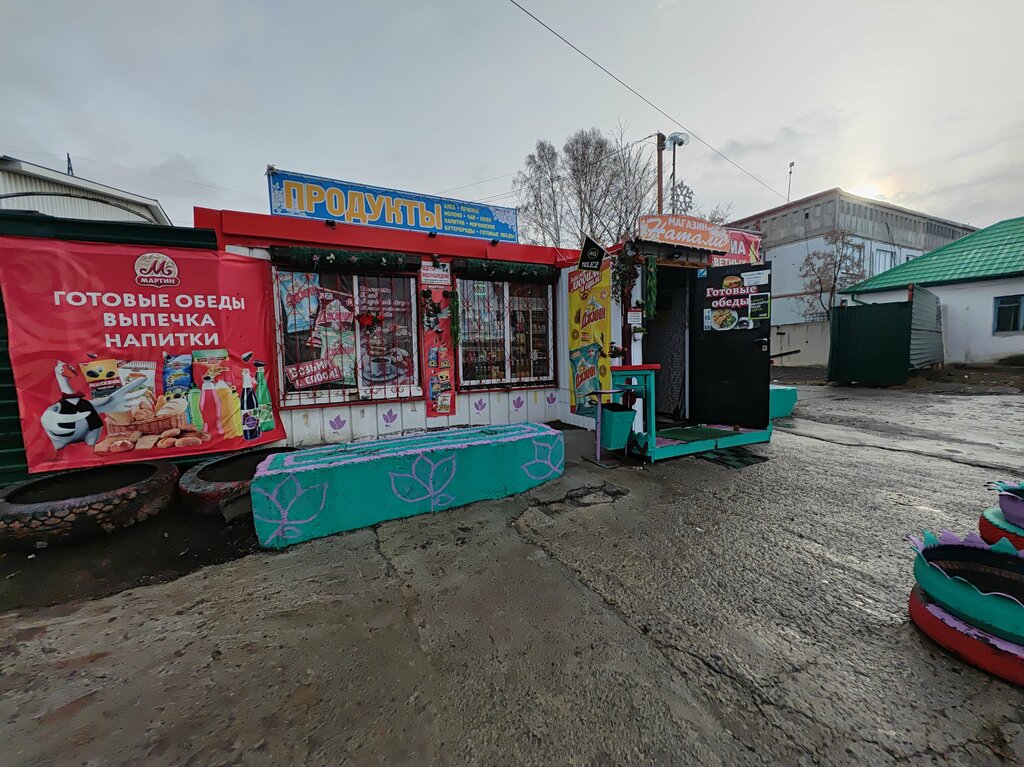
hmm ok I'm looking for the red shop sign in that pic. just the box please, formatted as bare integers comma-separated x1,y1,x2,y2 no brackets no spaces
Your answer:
0,237,286,473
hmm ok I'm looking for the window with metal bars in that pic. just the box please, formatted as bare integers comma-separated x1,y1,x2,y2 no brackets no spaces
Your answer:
457,279,554,387
274,268,419,405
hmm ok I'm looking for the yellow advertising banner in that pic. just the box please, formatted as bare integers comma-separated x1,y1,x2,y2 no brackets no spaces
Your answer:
567,258,612,416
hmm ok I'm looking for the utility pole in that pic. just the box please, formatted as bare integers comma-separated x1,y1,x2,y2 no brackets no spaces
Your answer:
656,132,666,214
787,161,794,202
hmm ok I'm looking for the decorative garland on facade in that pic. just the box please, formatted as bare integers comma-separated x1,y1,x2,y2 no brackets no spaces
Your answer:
645,254,658,320
457,258,558,283
610,249,638,306
271,246,414,272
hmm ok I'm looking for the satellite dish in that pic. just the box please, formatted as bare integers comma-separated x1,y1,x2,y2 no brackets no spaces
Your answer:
667,132,690,147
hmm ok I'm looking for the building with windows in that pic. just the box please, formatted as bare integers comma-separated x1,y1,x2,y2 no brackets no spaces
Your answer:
843,216,1024,364
193,207,575,445
729,188,975,325
0,155,170,225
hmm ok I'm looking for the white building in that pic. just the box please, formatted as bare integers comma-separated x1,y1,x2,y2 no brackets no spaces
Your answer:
0,155,170,225
844,216,1024,364
729,188,975,326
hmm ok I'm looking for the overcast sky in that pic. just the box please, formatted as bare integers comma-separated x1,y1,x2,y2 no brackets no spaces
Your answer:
4,0,1022,230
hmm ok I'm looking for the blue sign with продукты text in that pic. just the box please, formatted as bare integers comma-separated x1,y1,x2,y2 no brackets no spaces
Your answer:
267,168,518,243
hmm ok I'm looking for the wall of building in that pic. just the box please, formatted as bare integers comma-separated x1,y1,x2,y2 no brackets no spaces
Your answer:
0,171,159,224
771,321,830,366
851,277,1024,364
227,245,578,445
765,233,924,325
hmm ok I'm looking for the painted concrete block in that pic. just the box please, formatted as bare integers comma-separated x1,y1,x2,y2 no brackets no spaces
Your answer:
252,422,565,549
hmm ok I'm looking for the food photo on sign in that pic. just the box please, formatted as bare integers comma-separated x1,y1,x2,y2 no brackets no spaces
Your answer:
703,268,772,332
0,238,286,473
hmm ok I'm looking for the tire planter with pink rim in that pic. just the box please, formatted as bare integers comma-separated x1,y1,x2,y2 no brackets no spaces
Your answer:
178,446,296,521
0,462,179,550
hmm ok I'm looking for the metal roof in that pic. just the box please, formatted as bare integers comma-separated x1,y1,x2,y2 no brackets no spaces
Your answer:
843,216,1024,294
0,156,171,225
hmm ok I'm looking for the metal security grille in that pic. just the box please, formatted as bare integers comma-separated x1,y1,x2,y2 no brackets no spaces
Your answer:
457,279,554,387
274,268,419,406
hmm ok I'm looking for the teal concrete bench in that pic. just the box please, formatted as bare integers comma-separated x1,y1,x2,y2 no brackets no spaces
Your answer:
251,423,565,549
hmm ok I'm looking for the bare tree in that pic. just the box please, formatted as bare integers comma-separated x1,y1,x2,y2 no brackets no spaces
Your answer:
799,228,864,319
513,140,568,247
513,125,731,248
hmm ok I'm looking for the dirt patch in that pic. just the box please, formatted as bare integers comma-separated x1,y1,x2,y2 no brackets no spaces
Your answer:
5,464,156,504
0,500,259,613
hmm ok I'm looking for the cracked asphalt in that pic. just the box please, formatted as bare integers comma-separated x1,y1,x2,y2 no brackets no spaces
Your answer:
2,386,1024,765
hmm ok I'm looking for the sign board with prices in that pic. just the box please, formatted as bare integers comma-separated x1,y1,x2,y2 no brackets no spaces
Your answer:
268,168,519,242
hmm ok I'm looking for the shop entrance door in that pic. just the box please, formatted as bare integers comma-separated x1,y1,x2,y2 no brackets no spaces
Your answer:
643,265,689,419
688,263,772,429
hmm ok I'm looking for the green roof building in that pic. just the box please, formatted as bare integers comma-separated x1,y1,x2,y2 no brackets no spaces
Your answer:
843,217,1024,363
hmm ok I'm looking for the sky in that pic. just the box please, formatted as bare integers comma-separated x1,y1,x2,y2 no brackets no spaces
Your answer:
3,0,1022,230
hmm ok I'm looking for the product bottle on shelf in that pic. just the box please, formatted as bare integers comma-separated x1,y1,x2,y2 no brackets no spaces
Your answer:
253,361,275,432
240,368,261,441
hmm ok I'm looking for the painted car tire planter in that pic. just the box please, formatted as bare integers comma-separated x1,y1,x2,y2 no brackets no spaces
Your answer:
909,586,1024,687
0,461,178,549
979,508,1024,549
910,532,1024,646
178,446,296,521
998,492,1024,529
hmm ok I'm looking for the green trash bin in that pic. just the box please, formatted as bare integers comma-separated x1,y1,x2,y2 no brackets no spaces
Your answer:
600,403,635,451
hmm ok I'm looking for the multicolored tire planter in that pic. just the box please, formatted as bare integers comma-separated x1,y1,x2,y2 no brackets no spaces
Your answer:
979,508,1024,549
178,446,296,521
909,586,1024,687
0,462,179,549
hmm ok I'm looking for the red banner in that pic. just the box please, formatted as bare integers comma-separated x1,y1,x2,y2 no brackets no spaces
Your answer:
418,258,456,417
0,237,286,473
711,230,763,267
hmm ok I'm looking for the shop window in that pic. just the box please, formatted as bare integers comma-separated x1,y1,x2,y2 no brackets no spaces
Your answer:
275,269,419,404
458,279,554,387
994,295,1024,333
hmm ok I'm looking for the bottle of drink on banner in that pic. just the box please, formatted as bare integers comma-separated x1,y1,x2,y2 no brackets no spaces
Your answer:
214,379,241,439
240,368,261,441
253,361,275,432
199,375,221,435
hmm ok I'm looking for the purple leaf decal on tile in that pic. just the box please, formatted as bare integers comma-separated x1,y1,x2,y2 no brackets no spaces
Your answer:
546,393,557,405
382,408,398,425
329,415,346,432
512,396,524,411
473,398,487,413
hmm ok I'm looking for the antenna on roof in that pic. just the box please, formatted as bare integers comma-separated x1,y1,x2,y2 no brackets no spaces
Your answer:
66,153,74,177
787,161,795,202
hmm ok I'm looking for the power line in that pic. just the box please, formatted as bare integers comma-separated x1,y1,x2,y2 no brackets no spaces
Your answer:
506,0,787,201
438,171,519,195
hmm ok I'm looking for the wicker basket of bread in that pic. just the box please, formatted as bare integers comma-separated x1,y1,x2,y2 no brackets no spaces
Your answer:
104,394,189,435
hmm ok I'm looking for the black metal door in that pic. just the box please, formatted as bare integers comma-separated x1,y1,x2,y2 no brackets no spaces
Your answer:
689,263,772,428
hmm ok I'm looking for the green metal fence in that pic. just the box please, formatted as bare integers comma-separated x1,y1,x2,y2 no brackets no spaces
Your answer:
828,302,913,385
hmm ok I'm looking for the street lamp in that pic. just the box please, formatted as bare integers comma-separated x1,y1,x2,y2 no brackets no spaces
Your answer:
667,132,690,214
